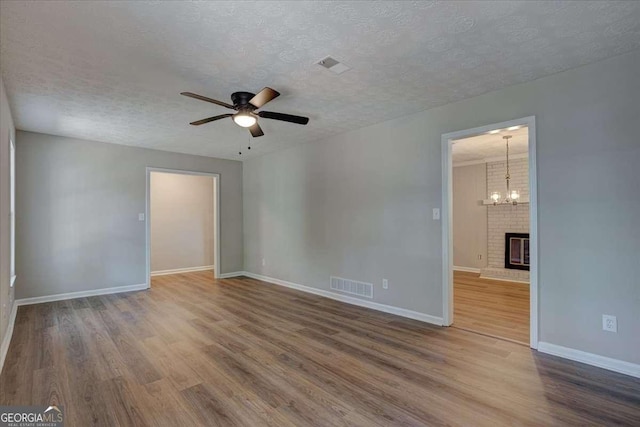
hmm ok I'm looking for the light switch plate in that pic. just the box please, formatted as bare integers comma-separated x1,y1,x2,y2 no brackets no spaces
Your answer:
432,208,440,220
138,213,145,221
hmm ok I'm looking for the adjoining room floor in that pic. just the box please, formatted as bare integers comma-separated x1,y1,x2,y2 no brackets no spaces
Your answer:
453,271,530,344
1,272,639,426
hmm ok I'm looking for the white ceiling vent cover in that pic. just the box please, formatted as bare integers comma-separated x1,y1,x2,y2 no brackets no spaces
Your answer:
317,56,351,75
330,276,373,298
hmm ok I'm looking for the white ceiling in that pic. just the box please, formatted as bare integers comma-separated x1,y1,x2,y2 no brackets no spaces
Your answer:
1,1,639,161
452,126,528,165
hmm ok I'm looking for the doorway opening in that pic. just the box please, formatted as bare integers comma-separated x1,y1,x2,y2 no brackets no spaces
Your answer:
145,168,220,287
441,117,538,348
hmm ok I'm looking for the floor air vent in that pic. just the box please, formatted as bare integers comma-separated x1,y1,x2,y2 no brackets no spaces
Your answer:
330,276,373,298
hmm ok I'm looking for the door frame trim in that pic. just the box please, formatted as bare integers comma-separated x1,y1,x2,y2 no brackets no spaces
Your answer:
145,167,221,287
441,116,538,348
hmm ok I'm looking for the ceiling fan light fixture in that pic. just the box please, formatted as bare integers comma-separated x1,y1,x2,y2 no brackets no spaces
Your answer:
182,88,308,138
233,113,257,128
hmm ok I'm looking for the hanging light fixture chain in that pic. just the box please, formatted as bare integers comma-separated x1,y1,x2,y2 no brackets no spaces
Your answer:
505,135,511,201
490,133,520,205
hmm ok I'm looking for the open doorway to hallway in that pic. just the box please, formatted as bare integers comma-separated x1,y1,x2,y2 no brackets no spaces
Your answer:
145,168,220,286
442,118,537,347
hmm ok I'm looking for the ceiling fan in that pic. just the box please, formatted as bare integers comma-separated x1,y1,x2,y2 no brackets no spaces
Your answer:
181,87,309,137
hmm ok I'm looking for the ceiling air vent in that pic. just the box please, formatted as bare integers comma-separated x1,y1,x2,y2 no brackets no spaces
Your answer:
317,56,351,75
330,276,373,298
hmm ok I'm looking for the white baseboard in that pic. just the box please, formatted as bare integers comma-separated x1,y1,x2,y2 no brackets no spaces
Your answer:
0,301,18,374
151,265,214,277
479,275,530,284
218,271,245,279
537,342,640,379
453,266,481,273
15,283,149,307
242,271,443,326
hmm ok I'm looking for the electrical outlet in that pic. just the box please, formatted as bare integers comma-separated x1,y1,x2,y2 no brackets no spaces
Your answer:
262,258,266,267
602,315,617,333
382,279,388,290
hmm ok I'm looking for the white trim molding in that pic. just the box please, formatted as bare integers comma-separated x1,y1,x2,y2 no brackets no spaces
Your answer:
151,265,214,277
15,283,148,307
217,271,245,279
453,266,481,274
538,342,640,379
242,271,443,326
453,152,529,168
0,302,18,374
478,275,530,285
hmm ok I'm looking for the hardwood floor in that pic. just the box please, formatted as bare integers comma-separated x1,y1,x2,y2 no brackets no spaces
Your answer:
1,271,639,426
453,271,530,344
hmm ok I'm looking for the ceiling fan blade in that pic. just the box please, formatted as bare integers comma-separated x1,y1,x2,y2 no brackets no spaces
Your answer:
248,123,264,137
249,87,280,108
190,114,233,126
257,111,309,125
181,92,235,110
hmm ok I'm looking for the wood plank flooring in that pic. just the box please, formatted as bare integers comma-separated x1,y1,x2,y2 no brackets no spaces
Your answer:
454,271,530,344
1,271,639,426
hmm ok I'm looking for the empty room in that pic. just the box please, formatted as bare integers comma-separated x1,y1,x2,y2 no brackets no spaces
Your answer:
1,1,639,426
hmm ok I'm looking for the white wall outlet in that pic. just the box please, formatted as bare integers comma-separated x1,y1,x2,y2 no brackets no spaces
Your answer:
432,208,440,220
382,279,388,289
138,213,145,221
262,258,266,267
602,315,617,333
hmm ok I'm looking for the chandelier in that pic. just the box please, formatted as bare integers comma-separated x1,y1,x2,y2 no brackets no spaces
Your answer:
490,135,520,205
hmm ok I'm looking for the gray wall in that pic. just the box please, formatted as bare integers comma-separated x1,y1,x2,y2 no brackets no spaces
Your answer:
16,131,243,299
452,164,487,270
150,172,214,272
0,76,16,347
244,50,640,364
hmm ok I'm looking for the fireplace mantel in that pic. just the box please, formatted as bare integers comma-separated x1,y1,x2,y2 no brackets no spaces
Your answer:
482,196,530,205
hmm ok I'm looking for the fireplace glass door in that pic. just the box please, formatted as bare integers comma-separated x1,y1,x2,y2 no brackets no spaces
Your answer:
505,233,530,270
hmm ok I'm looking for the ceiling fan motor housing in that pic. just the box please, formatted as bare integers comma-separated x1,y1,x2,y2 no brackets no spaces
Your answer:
231,92,257,109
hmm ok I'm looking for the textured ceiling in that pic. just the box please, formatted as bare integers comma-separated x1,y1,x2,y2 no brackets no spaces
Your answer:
453,127,528,165
1,1,639,161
